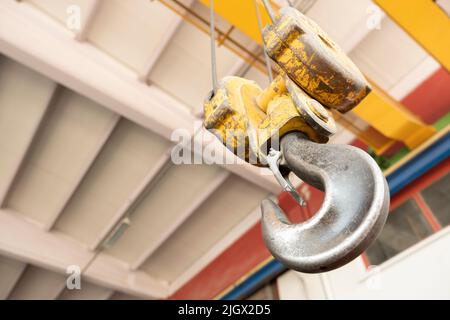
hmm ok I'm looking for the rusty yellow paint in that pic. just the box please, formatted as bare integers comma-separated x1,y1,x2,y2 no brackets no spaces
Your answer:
257,74,287,113
204,77,263,163
263,7,371,113
258,94,324,146
199,0,276,44
354,84,436,150
374,0,450,72
203,76,325,166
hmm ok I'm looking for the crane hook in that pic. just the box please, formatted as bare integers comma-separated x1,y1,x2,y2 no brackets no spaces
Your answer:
261,132,390,273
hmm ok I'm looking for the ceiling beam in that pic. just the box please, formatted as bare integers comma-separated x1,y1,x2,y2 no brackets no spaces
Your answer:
139,0,197,81
8,265,66,300
0,256,27,299
74,0,102,42
0,209,169,299
90,149,173,251
168,202,264,294
131,170,230,270
0,0,280,194
138,16,182,82
0,209,93,274
0,82,57,207
45,114,121,231
84,253,169,299
57,279,114,300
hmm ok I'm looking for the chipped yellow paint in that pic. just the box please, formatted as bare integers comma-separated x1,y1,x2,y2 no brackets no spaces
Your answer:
263,7,371,113
257,75,287,113
203,76,326,166
262,7,434,151
204,77,263,163
258,94,324,146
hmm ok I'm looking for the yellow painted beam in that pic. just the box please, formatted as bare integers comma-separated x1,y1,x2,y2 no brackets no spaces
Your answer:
374,0,450,72
352,0,444,151
199,0,277,44
354,83,436,150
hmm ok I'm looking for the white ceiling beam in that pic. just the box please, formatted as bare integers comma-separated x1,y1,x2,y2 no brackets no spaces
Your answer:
58,281,114,300
0,0,280,194
90,149,173,250
138,0,196,80
0,255,27,299
168,201,266,294
340,15,386,54
44,114,120,231
0,209,93,274
74,0,102,42
84,253,169,299
0,82,58,207
139,16,183,82
109,291,142,300
8,265,66,300
0,209,169,299
131,170,230,270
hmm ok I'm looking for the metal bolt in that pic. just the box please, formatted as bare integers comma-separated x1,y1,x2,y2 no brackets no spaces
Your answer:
308,99,329,122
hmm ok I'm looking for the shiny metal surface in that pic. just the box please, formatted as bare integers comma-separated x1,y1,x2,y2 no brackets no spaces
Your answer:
261,132,390,273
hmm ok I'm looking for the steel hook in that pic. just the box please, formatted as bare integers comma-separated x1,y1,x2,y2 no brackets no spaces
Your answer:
261,132,390,273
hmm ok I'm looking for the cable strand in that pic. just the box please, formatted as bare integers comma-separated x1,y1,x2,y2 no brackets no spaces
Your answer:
209,0,218,93
262,0,276,23
254,0,273,82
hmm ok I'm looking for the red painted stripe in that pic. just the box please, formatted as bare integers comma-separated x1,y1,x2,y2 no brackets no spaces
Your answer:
278,185,324,223
361,253,370,268
401,68,450,125
169,222,271,300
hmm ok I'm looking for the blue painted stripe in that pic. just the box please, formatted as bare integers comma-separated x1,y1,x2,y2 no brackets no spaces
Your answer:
221,130,450,300
386,131,450,196
221,260,285,300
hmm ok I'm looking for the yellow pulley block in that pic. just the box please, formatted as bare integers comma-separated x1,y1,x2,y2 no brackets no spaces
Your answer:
204,7,372,167
264,7,371,113
204,74,335,166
